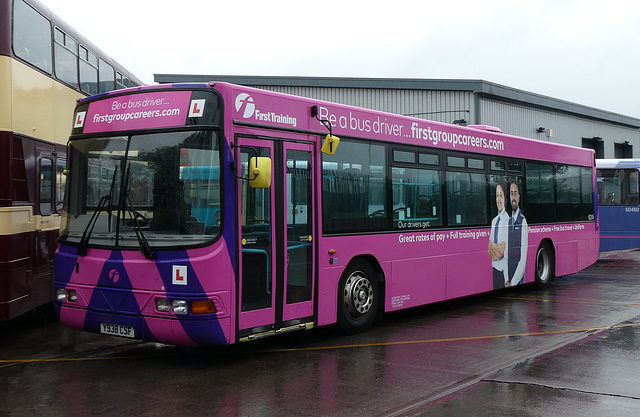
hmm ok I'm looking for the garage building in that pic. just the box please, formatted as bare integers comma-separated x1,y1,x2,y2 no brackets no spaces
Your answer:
154,74,640,159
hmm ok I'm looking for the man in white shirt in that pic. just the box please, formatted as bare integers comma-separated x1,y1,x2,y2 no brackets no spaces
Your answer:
506,181,528,287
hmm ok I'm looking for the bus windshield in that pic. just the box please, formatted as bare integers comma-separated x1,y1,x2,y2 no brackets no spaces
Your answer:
60,130,221,249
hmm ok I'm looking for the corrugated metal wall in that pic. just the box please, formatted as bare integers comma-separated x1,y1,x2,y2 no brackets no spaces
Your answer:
242,84,639,158
480,98,640,157
252,85,475,125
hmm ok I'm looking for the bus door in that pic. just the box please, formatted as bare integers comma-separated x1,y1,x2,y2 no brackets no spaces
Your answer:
237,138,316,338
33,143,59,302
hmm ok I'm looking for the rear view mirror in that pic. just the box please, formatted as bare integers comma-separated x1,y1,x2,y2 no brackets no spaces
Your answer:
249,157,271,188
321,134,340,156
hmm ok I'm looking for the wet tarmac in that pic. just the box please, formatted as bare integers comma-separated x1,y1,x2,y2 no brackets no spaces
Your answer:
2,249,640,416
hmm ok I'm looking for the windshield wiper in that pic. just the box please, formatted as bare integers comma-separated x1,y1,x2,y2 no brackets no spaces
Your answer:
76,166,118,256
121,198,156,260
76,194,110,256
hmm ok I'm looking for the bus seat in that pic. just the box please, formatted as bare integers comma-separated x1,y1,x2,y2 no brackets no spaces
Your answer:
417,195,432,218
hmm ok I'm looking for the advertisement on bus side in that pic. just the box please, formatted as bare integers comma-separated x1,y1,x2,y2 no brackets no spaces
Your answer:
232,88,507,154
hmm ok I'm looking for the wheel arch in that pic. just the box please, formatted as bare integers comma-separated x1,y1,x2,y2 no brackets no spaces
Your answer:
534,238,556,289
538,237,556,277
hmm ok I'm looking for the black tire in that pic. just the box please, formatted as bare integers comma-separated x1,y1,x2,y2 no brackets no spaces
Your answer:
337,261,379,334
534,242,555,289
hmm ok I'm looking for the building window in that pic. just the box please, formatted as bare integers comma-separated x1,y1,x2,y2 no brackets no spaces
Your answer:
582,137,604,159
614,142,633,159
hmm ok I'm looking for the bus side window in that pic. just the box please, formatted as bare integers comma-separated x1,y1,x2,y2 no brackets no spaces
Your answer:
627,170,639,205
446,171,487,226
13,0,53,74
321,140,386,233
54,27,78,88
392,167,442,227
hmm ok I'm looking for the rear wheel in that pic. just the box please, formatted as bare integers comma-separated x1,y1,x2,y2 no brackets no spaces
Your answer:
534,242,555,289
337,262,379,334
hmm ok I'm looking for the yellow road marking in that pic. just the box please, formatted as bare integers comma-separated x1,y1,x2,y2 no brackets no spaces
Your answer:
3,322,640,361
0,356,136,364
269,321,640,352
496,296,640,307
3,297,640,361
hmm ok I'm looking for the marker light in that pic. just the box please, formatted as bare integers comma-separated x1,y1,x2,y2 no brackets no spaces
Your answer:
156,298,171,312
171,299,188,315
191,299,217,314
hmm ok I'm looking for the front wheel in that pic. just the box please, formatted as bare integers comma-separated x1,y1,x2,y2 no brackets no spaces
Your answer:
337,262,379,334
534,242,555,289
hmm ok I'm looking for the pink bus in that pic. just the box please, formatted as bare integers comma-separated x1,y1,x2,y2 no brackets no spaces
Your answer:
55,82,599,346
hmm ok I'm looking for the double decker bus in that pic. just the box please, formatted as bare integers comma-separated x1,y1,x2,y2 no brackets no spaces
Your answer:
596,159,640,252
0,0,141,320
55,82,599,346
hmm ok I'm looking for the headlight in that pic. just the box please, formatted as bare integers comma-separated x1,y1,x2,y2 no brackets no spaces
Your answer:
57,288,77,302
156,298,171,312
171,299,188,315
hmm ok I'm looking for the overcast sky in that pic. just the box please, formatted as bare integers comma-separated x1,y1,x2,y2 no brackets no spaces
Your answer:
42,0,640,118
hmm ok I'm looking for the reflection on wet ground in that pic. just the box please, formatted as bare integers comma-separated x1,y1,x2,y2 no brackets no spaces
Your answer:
2,250,640,416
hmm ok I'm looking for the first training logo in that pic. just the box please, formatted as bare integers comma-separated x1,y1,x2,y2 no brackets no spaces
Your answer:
235,93,255,118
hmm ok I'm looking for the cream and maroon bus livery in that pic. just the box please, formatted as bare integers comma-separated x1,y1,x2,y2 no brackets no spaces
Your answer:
0,0,141,320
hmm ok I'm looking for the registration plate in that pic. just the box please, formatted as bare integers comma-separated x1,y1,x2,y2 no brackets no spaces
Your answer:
100,322,135,338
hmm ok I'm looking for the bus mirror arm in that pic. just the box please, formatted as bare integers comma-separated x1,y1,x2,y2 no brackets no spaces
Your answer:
231,145,272,188
311,105,340,156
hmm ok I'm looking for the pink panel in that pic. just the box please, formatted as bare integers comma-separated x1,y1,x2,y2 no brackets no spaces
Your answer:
446,251,493,299
81,91,192,133
388,256,447,310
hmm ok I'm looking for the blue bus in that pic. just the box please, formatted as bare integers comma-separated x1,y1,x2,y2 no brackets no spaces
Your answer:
596,159,640,252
